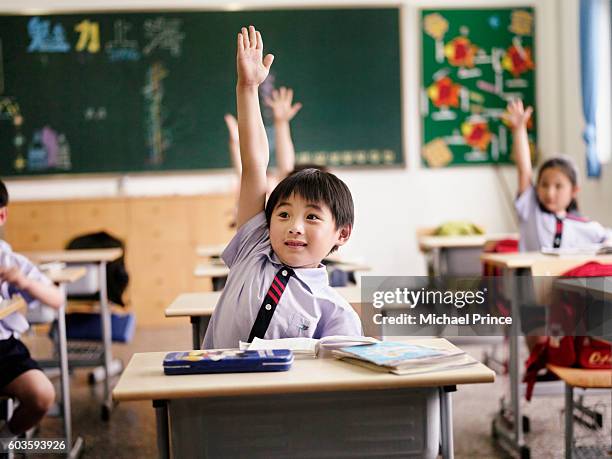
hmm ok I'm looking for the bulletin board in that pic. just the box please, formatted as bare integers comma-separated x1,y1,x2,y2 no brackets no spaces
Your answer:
420,8,537,168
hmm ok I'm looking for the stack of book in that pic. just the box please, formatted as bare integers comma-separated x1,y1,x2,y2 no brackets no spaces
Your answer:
332,341,477,375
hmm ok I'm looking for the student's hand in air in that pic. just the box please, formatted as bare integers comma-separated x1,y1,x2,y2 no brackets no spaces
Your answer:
0,266,29,290
224,114,239,143
504,99,533,129
237,26,274,87
264,87,303,123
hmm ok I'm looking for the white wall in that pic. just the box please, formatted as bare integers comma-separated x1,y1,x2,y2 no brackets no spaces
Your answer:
557,0,612,228
3,0,593,276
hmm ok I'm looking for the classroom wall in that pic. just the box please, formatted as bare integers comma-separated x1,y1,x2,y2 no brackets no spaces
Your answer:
4,0,606,276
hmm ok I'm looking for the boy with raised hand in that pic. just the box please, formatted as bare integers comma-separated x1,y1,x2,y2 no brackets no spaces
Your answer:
0,180,64,446
203,26,361,349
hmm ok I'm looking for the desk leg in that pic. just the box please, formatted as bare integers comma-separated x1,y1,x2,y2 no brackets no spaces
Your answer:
190,316,211,350
153,400,169,459
57,298,84,459
440,386,455,459
431,247,441,279
506,268,523,448
190,317,200,350
98,261,114,420
492,268,530,458
565,384,574,459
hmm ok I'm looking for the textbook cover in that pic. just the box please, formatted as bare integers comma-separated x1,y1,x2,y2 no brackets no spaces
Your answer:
163,349,293,375
333,341,464,369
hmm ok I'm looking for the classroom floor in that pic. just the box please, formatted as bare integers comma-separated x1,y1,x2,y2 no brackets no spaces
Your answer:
22,325,612,459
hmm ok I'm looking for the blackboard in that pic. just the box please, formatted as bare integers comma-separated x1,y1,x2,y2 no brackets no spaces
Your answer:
420,8,537,167
0,8,402,176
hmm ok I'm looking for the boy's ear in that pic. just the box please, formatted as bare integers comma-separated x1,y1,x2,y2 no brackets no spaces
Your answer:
334,225,352,247
572,185,581,198
0,207,7,226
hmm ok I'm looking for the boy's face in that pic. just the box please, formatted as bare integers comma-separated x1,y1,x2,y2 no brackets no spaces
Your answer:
269,193,351,269
537,167,578,215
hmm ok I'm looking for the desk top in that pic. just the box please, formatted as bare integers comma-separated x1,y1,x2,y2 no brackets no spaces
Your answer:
0,296,26,320
419,233,518,250
112,338,495,402
24,248,123,264
46,267,87,285
196,243,227,258
165,286,362,318
193,263,230,278
554,278,612,302
547,364,612,388
480,252,612,270
194,261,371,278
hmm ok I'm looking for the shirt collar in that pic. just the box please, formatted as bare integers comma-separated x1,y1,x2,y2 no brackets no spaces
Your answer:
266,250,329,290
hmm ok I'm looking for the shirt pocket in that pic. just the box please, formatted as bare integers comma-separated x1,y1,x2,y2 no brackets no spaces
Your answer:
286,312,315,338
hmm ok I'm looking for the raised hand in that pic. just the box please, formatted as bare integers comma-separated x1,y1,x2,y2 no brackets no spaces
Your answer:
504,99,533,130
264,87,303,123
237,26,274,87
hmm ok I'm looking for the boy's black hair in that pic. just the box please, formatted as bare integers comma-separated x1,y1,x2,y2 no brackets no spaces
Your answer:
265,168,354,230
537,157,579,213
0,180,8,208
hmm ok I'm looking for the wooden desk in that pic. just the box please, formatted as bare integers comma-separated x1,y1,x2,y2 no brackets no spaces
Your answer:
480,251,612,458
554,277,612,302
419,233,517,277
195,243,227,258
194,260,371,292
23,248,123,420
0,296,26,319
547,364,612,459
166,286,362,349
113,338,494,459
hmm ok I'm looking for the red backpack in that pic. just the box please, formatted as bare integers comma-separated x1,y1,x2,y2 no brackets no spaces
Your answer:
523,262,612,401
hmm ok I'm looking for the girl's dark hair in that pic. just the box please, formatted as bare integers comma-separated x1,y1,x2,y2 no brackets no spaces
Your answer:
0,180,8,207
265,168,354,230
537,157,579,213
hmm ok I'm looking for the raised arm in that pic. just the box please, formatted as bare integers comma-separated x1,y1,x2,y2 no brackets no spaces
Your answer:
505,99,534,195
235,26,274,229
224,113,242,178
264,87,302,179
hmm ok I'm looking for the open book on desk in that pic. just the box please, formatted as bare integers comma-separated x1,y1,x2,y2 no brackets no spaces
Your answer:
541,245,612,256
332,341,477,375
239,336,379,359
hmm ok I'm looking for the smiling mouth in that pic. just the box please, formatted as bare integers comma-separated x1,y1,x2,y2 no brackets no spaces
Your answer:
285,241,307,247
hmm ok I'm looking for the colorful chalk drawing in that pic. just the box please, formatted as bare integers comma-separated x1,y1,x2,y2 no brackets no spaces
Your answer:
74,20,100,53
27,17,69,53
0,97,27,171
105,20,140,62
142,18,184,57
25,126,71,171
143,62,170,166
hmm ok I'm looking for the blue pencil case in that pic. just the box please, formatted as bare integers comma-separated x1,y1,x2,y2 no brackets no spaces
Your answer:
163,349,294,375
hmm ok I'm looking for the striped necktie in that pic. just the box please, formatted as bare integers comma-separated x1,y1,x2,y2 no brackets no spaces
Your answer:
248,266,295,342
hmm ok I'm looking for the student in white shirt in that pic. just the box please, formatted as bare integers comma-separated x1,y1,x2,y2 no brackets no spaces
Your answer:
0,180,64,447
506,99,612,252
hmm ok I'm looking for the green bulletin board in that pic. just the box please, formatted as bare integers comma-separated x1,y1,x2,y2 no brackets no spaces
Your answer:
420,8,537,167
0,8,402,177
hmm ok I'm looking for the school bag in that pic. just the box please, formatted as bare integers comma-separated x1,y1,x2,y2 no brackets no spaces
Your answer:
65,231,129,306
523,261,612,401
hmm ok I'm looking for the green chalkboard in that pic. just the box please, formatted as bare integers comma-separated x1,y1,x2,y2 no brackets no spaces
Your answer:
420,8,537,167
0,8,402,176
